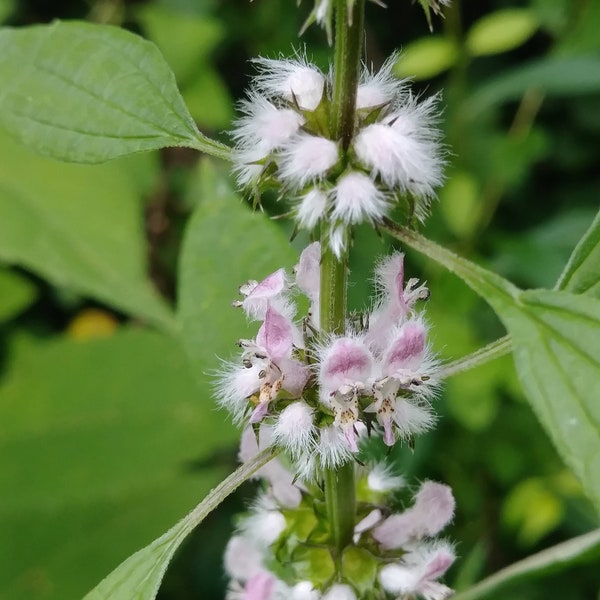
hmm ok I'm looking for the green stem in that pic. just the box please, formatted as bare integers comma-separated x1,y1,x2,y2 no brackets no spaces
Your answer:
438,335,511,379
320,230,354,556
331,0,365,149
320,0,365,559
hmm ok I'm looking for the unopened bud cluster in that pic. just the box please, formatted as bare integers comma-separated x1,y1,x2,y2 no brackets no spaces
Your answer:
225,445,456,600
216,242,438,479
231,56,444,257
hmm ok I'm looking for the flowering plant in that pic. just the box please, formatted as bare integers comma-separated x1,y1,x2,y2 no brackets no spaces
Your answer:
0,1,599,599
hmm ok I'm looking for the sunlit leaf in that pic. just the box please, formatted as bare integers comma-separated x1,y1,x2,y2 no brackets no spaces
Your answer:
393,36,458,80
556,208,600,298
0,130,174,331
0,21,230,163
0,329,239,600
466,9,538,57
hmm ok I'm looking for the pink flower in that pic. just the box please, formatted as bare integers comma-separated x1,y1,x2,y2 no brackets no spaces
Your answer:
216,304,308,424
379,541,456,600
373,481,455,549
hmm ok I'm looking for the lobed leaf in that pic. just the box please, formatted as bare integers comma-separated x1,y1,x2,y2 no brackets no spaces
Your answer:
0,21,230,163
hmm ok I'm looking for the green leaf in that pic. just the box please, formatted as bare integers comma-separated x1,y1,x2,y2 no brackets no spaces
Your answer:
83,447,276,600
177,159,299,378
0,129,174,331
0,328,239,600
466,9,538,57
394,36,458,81
466,55,600,117
382,222,600,512
0,269,37,323
556,208,600,298
0,21,230,163
183,66,234,130
502,289,600,509
136,4,224,85
453,528,600,600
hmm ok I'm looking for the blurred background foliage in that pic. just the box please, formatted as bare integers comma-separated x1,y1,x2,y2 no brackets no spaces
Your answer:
0,0,599,598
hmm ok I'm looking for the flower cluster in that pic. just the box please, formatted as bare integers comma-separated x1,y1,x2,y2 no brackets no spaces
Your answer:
216,242,438,479
224,448,456,600
231,55,444,257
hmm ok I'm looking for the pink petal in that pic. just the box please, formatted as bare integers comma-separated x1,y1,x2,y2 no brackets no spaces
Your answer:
244,572,275,600
321,337,373,389
392,254,408,311
279,357,309,396
413,481,455,536
250,402,270,424
249,269,286,300
383,420,395,446
256,305,293,362
344,426,359,453
384,321,426,372
295,242,321,302
422,549,454,581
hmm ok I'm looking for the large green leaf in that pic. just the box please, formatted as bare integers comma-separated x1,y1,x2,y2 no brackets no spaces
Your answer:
177,160,299,377
0,328,238,600
501,290,600,509
556,208,600,298
0,130,174,331
0,21,230,163
83,447,276,600
383,222,600,511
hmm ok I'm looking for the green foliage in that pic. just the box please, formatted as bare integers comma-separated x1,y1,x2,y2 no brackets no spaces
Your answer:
466,55,600,116
0,21,229,163
557,209,600,298
0,328,239,600
136,4,233,129
83,448,276,600
453,528,600,600
394,36,459,81
0,129,174,331
0,269,37,324
465,9,538,57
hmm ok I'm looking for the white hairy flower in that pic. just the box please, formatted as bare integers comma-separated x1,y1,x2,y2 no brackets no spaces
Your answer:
331,171,389,225
278,134,339,188
252,56,326,110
